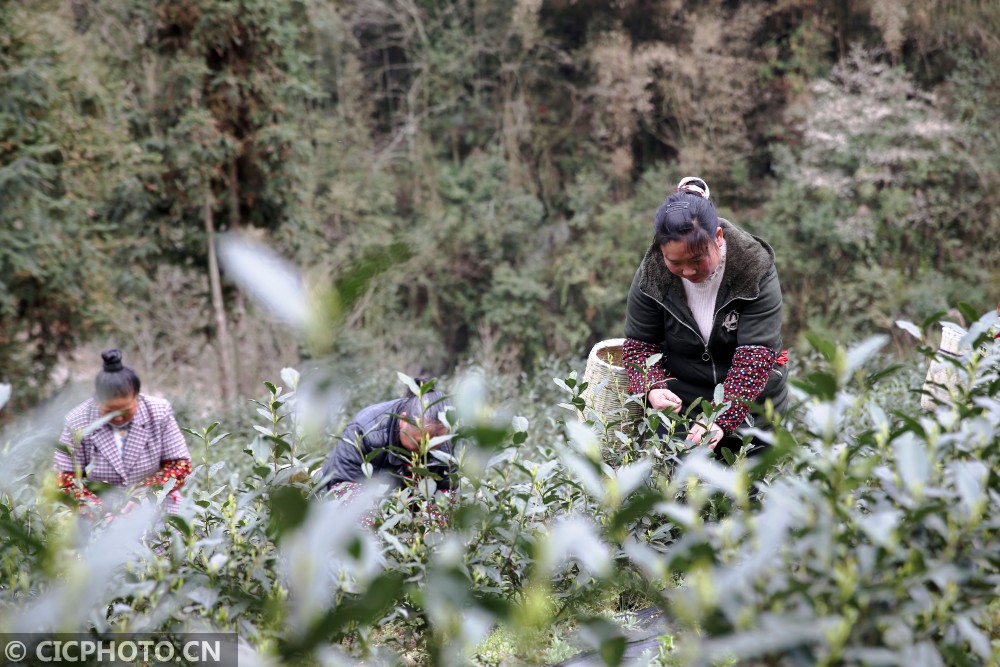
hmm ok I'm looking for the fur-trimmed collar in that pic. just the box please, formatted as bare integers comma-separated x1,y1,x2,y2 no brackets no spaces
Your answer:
637,219,775,308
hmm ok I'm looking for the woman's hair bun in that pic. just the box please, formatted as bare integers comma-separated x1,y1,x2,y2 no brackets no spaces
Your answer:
101,348,124,373
676,176,710,200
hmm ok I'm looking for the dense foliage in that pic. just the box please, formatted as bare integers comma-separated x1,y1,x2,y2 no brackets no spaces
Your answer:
1,314,999,665
0,1,117,410
2,0,999,409
3,1,1000,663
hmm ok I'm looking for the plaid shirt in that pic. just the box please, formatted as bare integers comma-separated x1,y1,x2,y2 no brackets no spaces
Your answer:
54,394,191,510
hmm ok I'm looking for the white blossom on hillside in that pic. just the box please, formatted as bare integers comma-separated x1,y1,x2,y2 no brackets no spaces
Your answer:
783,48,964,195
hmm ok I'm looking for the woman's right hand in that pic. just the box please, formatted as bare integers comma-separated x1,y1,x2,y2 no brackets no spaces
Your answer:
648,388,682,412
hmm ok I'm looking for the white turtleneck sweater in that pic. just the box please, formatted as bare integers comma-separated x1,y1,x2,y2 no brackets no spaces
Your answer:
682,239,727,342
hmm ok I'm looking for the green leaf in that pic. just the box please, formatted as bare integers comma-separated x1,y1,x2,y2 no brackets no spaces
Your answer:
579,617,627,667
791,371,838,400
167,515,192,537
608,486,660,535
894,434,928,497
955,616,992,661
895,319,923,341
950,460,987,518
472,593,513,621
600,637,626,666
428,449,453,464
265,435,292,457
397,372,421,397
79,412,119,439
845,334,888,377
658,502,698,529
185,586,220,609
461,424,512,450
890,410,927,439
956,301,980,326
864,364,903,388
0,517,45,553
286,573,406,654
856,509,900,548
216,236,311,330
416,477,438,497
408,466,439,478
280,367,300,391
209,431,231,446
612,458,653,499
920,310,949,330
806,332,838,362
450,503,486,531
334,241,411,309
268,486,310,542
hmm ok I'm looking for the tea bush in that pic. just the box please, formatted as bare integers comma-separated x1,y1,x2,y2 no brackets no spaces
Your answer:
652,318,1000,666
1,313,999,666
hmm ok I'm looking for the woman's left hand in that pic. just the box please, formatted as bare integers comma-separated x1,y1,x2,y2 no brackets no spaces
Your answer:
686,422,724,450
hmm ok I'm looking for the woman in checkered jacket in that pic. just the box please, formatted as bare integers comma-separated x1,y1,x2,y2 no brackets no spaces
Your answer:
54,349,192,515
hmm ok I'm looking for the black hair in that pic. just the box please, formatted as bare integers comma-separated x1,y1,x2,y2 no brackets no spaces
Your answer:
399,377,452,427
653,179,720,252
95,349,141,403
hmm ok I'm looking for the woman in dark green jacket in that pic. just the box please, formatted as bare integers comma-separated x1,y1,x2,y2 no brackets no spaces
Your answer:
623,177,788,453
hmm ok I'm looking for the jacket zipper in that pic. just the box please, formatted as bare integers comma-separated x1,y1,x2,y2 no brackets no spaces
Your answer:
706,296,756,385
640,288,755,387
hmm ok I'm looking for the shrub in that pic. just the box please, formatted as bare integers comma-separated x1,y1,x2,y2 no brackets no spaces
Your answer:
2,312,999,666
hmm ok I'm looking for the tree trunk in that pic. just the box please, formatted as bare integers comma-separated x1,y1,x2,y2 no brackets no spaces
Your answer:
205,196,238,402
227,158,246,394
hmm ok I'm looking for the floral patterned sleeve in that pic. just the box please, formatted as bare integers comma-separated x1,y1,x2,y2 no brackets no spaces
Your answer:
56,471,102,507
714,345,778,434
622,338,669,395
140,459,193,492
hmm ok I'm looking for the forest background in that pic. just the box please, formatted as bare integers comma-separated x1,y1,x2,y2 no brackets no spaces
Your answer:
2,0,1000,418
5,1,1000,664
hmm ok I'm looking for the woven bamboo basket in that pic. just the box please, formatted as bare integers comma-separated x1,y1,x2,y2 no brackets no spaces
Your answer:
920,323,969,410
582,338,644,433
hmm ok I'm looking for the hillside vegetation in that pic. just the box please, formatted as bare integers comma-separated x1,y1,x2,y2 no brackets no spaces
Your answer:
3,1,1000,665
2,0,999,410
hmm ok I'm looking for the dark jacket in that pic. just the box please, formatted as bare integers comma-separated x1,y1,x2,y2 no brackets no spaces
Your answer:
319,398,453,490
624,219,788,414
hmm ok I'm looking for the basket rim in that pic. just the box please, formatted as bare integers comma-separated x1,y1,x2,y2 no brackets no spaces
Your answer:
588,338,627,371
